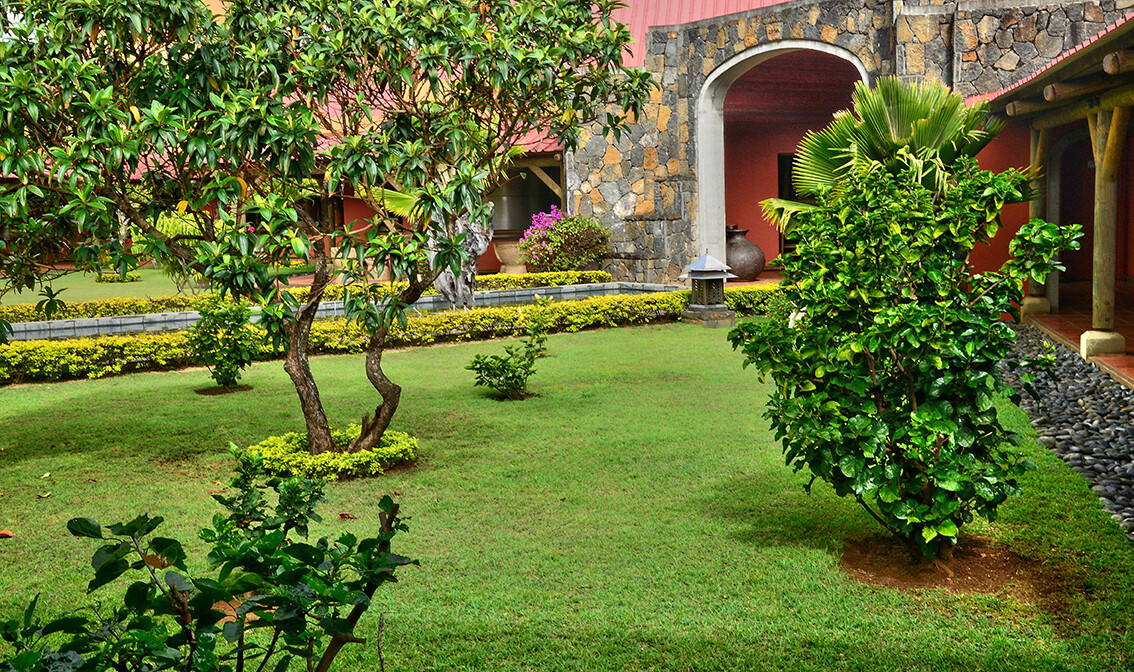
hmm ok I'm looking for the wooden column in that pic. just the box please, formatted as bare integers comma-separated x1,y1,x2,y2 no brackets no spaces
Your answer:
1082,106,1130,357
1025,128,1051,309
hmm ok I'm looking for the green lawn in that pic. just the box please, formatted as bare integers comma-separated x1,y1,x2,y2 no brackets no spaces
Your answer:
1,324,1132,671
0,268,195,305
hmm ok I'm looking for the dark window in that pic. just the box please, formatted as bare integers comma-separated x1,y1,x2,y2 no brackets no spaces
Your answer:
777,153,798,259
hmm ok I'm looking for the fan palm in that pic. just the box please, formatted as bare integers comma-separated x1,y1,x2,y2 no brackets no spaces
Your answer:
763,77,1007,227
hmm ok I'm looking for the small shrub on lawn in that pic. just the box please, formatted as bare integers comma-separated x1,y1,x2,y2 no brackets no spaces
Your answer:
243,424,419,479
467,342,538,400
0,456,414,672
186,298,260,388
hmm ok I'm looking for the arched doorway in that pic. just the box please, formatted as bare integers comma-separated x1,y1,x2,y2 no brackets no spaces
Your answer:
695,41,868,263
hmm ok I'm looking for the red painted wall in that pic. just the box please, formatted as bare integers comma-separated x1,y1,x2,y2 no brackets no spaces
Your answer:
723,120,824,263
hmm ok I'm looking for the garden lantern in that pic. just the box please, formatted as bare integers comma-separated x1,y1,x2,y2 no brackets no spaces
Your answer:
679,253,737,328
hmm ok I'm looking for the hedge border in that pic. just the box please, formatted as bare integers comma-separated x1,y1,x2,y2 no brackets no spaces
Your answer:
0,271,615,324
0,285,783,385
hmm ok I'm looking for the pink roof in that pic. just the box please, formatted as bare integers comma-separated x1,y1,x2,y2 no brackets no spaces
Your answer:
966,11,1134,106
613,0,794,66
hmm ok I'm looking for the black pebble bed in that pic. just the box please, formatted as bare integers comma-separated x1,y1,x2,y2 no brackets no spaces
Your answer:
1002,325,1134,542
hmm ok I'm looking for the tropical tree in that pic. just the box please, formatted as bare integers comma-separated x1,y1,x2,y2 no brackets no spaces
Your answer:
731,79,1080,561
0,0,652,454
764,77,1008,227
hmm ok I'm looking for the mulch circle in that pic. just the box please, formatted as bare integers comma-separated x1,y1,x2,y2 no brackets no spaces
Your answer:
194,385,253,396
840,534,1080,617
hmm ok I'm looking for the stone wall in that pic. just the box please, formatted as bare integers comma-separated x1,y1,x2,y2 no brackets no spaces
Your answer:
952,0,1126,97
570,0,893,283
567,0,1131,282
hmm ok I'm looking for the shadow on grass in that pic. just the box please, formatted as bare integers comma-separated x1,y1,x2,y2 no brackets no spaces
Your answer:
698,469,872,552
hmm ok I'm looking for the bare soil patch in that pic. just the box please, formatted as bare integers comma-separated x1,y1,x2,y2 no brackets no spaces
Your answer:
840,534,1081,616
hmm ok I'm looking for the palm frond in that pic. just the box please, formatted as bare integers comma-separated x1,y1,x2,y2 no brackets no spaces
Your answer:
761,198,820,233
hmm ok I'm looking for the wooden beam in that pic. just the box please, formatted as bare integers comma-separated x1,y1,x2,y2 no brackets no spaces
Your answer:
1032,81,1134,129
1103,106,1131,180
1033,99,1091,129
527,164,563,199
1104,50,1134,75
1045,75,1121,102
1006,98,1055,116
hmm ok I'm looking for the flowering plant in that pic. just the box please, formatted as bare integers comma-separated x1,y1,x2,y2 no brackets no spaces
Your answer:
518,206,608,272
517,205,566,271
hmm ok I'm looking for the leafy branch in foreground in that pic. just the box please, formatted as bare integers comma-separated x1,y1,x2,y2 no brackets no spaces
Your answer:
1,454,415,672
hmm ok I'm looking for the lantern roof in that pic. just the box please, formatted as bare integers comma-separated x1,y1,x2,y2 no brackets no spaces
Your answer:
680,253,737,280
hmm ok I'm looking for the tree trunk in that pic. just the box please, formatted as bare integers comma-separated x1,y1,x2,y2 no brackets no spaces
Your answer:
348,328,401,453
284,241,336,455
348,278,434,452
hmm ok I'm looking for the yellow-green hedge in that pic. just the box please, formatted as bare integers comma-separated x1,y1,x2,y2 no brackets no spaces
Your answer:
0,271,614,323
0,285,784,385
242,424,418,479
94,272,142,283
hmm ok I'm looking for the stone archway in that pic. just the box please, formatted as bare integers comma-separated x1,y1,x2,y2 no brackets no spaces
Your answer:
694,40,869,262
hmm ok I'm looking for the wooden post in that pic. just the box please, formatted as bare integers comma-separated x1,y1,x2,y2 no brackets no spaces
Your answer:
1023,128,1052,313
1081,107,1129,357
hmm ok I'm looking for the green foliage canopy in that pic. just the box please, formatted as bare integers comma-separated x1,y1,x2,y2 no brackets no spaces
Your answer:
732,149,1080,558
0,0,651,453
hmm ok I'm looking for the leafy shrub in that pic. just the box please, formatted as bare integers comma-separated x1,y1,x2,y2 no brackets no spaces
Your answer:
186,298,261,388
516,205,565,271
0,456,414,672
729,157,1078,560
520,297,554,358
94,272,141,283
467,339,539,400
0,272,613,323
0,287,783,385
519,208,608,272
243,424,419,479
722,285,784,316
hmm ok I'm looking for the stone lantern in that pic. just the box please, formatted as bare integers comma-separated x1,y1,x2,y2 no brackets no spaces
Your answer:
679,253,736,328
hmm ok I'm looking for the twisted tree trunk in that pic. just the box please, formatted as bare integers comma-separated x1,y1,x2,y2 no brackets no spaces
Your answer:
283,239,336,455
348,278,433,453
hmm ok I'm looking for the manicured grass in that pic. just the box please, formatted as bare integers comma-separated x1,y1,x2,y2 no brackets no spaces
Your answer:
0,268,195,305
1,324,1132,671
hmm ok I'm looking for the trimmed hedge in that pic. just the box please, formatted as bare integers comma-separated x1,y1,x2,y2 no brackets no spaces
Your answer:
0,285,785,385
95,273,142,283
242,424,418,479
0,270,615,323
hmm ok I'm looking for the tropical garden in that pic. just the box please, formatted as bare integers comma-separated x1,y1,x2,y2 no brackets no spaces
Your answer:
1,1,1133,671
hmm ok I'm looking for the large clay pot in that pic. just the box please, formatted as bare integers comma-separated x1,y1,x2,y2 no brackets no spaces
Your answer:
725,227,765,282
493,240,527,274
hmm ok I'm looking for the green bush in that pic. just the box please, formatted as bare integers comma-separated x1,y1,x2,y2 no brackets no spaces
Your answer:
467,342,538,399
0,271,614,323
186,298,261,388
466,304,551,399
519,213,609,272
94,272,142,283
0,287,783,385
722,285,784,315
730,157,1077,560
243,424,418,479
